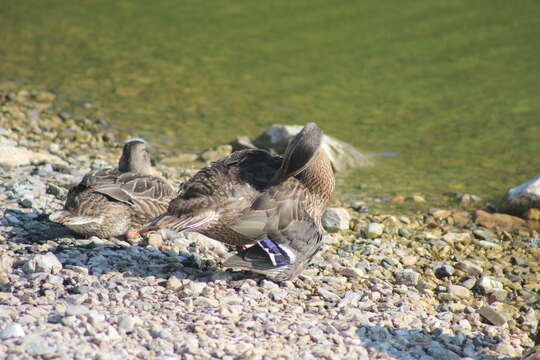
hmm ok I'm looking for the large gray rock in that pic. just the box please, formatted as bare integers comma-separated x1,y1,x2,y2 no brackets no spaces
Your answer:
252,124,372,172
500,176,540,215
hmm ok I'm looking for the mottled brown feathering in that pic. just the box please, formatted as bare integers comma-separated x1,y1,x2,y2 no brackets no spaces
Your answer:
147,123,335,280
49,139,175,238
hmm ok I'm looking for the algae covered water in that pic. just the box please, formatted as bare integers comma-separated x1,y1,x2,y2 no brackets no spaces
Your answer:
1,0,539,210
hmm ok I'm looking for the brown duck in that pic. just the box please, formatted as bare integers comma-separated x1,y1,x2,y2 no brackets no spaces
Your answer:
146,123,335,280
49,139,176,239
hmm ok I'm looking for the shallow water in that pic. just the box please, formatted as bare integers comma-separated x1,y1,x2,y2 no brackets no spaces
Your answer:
2,0,539,211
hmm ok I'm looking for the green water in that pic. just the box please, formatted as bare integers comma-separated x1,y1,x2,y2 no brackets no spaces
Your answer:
2,0,540,210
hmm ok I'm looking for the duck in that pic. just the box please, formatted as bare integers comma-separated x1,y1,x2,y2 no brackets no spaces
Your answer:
49,138,176,239
146,123,335,280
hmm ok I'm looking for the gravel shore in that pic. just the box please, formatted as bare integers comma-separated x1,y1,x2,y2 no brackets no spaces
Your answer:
0,87,538,359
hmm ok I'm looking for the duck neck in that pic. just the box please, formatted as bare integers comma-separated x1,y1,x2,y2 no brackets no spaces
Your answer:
295,149,335,204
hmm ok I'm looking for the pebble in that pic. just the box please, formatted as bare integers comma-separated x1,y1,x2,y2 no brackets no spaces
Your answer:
447,285,472,298
477,305,506,326
322,207,350,232
23,252,63,274
434,264,455,278
367,222,384,239
476,276,503,293
0,323,25,339
401,255,417,266
395,269,420,286
455,261,483,277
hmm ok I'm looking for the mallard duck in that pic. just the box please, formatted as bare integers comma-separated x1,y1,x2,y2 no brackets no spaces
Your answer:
49,139,176,239
523,326,540,360
146,123,335,280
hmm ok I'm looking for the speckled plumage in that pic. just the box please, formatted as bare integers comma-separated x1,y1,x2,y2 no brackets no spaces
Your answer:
147,123,335,280
49,139,175,238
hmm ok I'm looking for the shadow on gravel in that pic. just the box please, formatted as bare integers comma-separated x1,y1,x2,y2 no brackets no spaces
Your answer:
5,209,257,283
357,324,521,360
49,239,252,284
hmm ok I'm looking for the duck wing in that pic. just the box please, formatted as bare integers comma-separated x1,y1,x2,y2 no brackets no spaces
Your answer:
145,149,281,233
227,181,323,271
224,214,322,281
92,172,175,205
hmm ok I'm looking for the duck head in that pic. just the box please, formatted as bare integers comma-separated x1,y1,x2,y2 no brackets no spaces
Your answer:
273,122,324,183
118,138,153,174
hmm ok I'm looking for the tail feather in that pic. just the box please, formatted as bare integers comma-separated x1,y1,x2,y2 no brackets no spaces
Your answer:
223,243,298,281
145,211,215,233
62,216,103,226
48,210,72,223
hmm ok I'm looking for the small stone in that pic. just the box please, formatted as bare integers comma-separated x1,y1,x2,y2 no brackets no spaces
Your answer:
399,216,411,224
401,256,417,266
495,343,521,357
477,305,506,325
477,240,501,249
487,288,508,301
461,278,476,289
447,285,471,298
477,276,503,293
65,305,89,317
455,261,483,276
0,323,25,339
434,264,455,279
395,269,420,286
442,232,470,243
472,228,497,240
23,252,62,274
367,223,384,239
412,195,426,202
167,276,182,291
323,235,339,245
398,228,411,238
183,282,206,297
322,208,350,232
271,289,288,301
474,210,525,230
337,267,365,279
147,233,163,248
431,209,452,219
47,183,64,197
118,315,136,333
318,288,341,302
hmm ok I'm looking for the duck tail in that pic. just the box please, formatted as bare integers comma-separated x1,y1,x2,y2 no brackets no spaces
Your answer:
48,210,73,224
144,211,215,233
223,243,297,282
272,122,324,184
